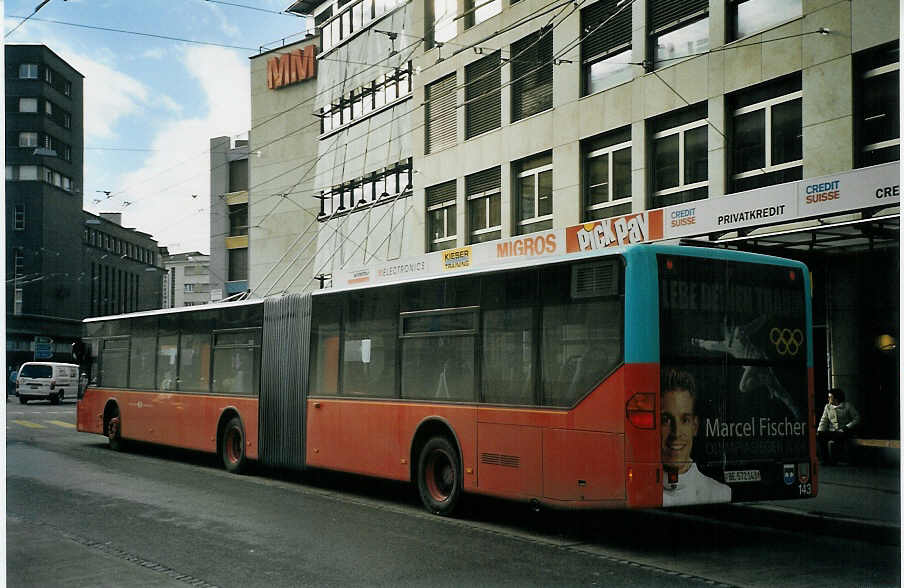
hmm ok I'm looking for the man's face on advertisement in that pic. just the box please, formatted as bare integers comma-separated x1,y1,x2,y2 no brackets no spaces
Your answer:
661,388,698,474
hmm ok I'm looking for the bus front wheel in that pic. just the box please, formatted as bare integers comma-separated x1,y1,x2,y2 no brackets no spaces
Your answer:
417,436,461,516
221,417,247,474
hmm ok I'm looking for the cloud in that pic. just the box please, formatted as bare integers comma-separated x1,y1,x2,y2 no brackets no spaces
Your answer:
3,19,152,140
105,46,251,254
76,58,151,139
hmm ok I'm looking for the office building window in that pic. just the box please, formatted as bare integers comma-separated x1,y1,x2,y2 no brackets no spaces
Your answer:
16,166,38,181
229,203,249,236
465,51,501,139
730,73,802,192
515,152,553,235
465,0,500,29
319,159,412,218
425,73,457,154
19,132,38,148
320,0,405,52
730,0,801,40
430,0,457,46
650,102,708,208
581,0,633,95
649,0,709,68
14,248,25,313
45,101,53,114
466,167,501,243
19,98,38,113
426,180,457,252
14,205,25,230
64,81,72,96
19,63,38,79
583,126,631,220
320,64,412,135
228,248,248,282
854,42,899,168
185,283,194,293
44,68,54,84
512,30,553,121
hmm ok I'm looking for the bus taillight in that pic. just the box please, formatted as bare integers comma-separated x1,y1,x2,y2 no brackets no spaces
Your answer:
626,393,656,429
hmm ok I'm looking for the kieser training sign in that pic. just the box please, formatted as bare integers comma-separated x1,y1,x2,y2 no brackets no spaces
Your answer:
331,162,897,288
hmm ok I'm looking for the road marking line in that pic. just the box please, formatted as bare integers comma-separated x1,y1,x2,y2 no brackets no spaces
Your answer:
12,420,45,429
47,420,75,429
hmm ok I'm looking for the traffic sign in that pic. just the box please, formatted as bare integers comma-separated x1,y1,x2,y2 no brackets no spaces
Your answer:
34,336,53,360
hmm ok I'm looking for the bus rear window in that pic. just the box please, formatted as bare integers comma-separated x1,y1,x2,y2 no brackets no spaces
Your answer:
659,255,809,499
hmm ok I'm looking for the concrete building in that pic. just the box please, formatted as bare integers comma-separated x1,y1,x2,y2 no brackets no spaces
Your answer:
6,45,85,366
209,136,250,301
82,211,164,317
250,1,898,441
161,251,212,308
247,36,321,296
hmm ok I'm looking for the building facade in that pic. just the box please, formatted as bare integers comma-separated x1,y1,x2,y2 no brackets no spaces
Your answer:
249,1,898,440
82,212,164,317
248,37,321,296
209,136,250,300
162,251,212,308
6,45,85,366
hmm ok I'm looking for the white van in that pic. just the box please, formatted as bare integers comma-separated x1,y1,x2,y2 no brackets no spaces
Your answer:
17,362,80,405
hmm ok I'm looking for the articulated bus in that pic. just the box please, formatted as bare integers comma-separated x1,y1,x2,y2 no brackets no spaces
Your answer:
76,243,816,514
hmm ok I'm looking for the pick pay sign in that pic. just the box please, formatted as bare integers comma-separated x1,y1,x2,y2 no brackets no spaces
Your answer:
566,210,664,252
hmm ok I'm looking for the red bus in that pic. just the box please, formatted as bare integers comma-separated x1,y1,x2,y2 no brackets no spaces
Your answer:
76,243,816,514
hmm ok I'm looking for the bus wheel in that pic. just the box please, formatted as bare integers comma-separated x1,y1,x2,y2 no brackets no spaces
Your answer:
221,417,247,474
50,392,61,405
107,415,123,451
417,436,461,516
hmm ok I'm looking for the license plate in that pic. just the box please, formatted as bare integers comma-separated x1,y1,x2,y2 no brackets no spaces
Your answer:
724,470,761,483
29,384,39,389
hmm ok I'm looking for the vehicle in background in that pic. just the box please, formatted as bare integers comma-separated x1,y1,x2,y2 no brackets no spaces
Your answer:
17,362,80,405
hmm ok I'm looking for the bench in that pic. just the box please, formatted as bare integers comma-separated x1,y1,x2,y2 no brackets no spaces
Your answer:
851,438,900,466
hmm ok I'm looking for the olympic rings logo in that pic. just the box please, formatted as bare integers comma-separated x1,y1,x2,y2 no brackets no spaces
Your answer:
770,328,804,356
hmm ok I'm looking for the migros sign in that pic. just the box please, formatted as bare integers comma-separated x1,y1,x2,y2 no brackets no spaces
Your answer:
266,45,317,90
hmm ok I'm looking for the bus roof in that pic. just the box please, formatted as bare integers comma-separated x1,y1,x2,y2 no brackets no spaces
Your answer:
83,297,263,323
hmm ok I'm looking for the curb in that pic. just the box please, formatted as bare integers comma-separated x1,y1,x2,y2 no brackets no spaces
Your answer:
701,503,900,546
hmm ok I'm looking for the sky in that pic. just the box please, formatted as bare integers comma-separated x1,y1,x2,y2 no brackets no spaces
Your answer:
5,0,312,254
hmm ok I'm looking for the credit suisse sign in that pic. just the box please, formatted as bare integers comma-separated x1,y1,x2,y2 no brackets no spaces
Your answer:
332,163,898,287
267,45,317,90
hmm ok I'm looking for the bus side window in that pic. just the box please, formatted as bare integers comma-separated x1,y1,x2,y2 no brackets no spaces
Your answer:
212,330,260,395
101,337,130,388
342,288,397,398
481,270,536,406
156,334,179,391
540,263,624,407
311,296,341,396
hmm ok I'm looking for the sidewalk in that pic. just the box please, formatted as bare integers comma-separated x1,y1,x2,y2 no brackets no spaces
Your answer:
717,463,901,545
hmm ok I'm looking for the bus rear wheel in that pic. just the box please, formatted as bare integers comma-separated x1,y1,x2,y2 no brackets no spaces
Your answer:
221,417,247,474
417,436,461,516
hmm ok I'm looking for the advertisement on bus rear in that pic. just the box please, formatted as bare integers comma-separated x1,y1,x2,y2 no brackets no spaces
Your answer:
658,255,810,506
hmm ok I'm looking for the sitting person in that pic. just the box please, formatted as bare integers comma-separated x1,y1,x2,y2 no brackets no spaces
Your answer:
817,388,860,465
